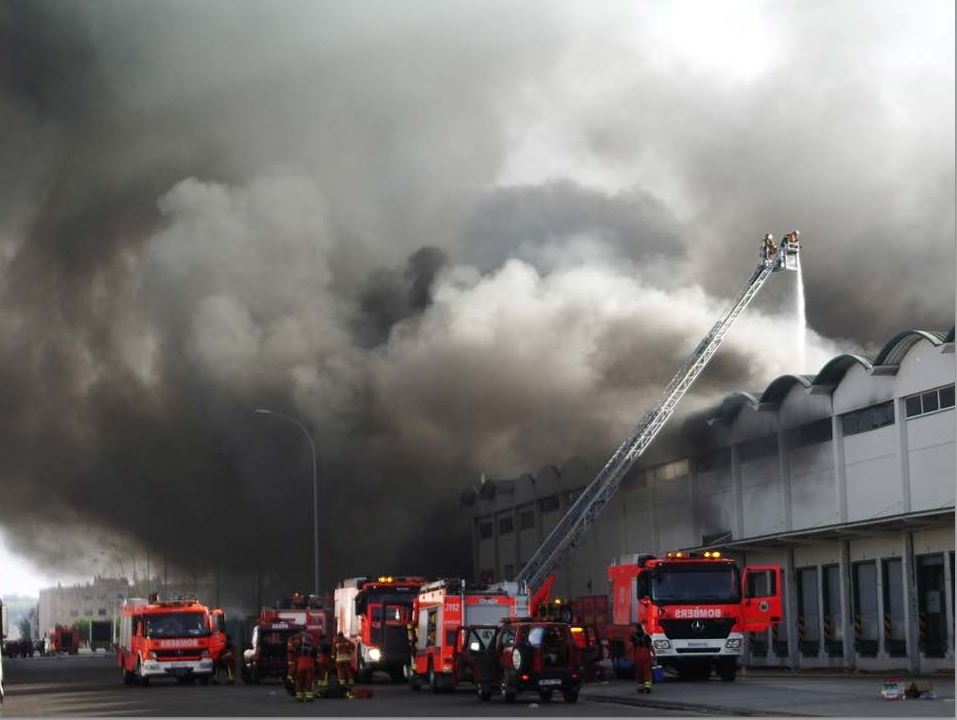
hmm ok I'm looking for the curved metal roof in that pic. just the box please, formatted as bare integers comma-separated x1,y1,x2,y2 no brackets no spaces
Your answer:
712,326,949,421
760,374,815,404
810,354,875,388
874,330,947,366
714,392,760,423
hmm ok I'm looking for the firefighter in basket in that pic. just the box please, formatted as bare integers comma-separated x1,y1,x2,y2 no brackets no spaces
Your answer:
334,632,356,695
761,233,776,262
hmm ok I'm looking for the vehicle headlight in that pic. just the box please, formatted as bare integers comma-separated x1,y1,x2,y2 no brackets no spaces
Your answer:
511,648,523,670
368,647,381,662
653,639,671,650
725,638,742,649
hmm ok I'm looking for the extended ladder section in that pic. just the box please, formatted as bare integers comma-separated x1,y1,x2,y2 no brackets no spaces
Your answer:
515,237,799,592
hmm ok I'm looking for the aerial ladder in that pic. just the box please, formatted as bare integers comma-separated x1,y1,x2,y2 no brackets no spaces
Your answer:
515,232,801,598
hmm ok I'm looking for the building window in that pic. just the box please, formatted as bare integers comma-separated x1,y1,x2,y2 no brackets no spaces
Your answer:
539,495,559,513
821,564,843,656
905,384,955,419
852,562,879,656
841,401,894,436
98,608,108,617
519,510,535,531
498,516,514,535
787,418,834,448
479,521,493,539
881,558,906,657
797,567,821,656
70,609,79,617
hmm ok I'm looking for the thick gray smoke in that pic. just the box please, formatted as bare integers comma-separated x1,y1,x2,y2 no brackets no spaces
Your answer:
0,0,952,592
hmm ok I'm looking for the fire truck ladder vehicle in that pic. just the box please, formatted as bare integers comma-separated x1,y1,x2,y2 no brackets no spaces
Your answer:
515,234,801,595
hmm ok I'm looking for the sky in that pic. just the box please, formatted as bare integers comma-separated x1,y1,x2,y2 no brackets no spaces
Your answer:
0,0,953,598
0,535,54,598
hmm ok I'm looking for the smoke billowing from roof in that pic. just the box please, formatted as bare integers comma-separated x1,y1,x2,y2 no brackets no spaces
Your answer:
0,0,952,588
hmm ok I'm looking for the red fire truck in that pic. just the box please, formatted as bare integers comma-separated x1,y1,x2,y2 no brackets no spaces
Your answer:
409,579,522,691
241,594,331,684
606,551,781,681
334,576,425,682
48,625,80,655
117,596,218,685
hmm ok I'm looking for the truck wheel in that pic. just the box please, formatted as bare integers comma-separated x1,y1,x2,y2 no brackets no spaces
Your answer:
501,683,517,703
137,659,150,687
562,689,579,704
427,662,439,692
477,686,492,702
717,658,737,682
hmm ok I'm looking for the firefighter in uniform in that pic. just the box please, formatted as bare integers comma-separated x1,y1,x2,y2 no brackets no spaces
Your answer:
293,630,317,701
213,634,236,684
285,632,302,695
334,632,356,695
314,641,334,697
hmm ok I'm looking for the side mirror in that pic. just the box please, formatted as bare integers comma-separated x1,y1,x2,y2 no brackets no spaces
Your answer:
243,649,255,663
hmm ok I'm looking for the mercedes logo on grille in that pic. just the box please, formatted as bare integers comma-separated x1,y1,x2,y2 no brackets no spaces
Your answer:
690,620,706,634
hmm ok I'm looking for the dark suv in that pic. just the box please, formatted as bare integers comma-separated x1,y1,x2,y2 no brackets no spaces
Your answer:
467,618,583,703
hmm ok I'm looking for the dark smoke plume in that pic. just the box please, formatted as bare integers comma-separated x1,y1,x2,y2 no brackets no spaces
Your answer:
0,0,952,596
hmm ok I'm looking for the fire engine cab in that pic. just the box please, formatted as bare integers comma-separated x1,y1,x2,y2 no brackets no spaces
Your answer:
335,576,425,682
117,596,217,685
409,579,522,692
606,551,781,681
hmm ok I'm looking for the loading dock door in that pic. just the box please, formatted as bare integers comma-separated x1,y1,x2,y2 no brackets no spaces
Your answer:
917,554,947,658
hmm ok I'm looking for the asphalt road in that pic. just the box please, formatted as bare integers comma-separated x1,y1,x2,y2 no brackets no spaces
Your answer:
1,653,682,717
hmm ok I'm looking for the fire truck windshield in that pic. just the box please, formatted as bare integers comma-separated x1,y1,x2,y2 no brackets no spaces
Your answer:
145,612,210,638
651,564,741,604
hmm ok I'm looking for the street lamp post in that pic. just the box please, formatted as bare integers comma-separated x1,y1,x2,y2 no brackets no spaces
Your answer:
255,408,319,595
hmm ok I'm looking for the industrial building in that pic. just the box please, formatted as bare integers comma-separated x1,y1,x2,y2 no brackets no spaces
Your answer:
37,577,130,635
463,327,955,673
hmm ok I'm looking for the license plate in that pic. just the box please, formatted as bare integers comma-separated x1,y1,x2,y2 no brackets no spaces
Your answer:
538,678,562,686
